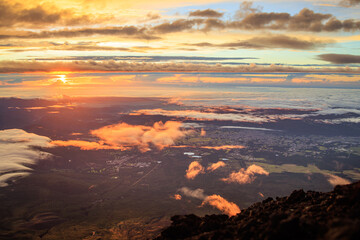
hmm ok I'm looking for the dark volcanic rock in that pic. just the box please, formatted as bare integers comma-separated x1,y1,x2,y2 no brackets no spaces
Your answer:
156,181,360,240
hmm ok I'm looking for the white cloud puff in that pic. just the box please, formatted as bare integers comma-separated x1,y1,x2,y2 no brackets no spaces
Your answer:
0,129,53,187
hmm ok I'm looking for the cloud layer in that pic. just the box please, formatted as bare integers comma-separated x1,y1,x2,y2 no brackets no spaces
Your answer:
189,9,224,18
221,164,269,184
0,129,53,187
0,0,359,77
186,34,329,50
178,187,240,216
0,0,108,27
318,54,360,64
52,121,191,152
0,60,358,74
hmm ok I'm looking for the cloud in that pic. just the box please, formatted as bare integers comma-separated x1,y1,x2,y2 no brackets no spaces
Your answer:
149,7,360,35
50,140,126,150
235,1,263,19
33,55,254,62
207,161,226,172
200,146,245,150
132,108,273,123
172,194,182,200
248,162,354,187
0,60,358,74
178,187,240,216
0,0,108,27
318,54,360,64
0,129,53,187
1,5,356,42
40,42,134,52
189,9,224,18
221,164,269,184
324,173,351,186
144,12,161,21
0,26,158,40
339,0,360,7
185,161,205,179
187,34,330,50
200,128,206,136
52,121,191,152
202,194,241,216
152,19,200,34
178,187,206,199
229,7,360,32
172,145,246,150
244,35,328,50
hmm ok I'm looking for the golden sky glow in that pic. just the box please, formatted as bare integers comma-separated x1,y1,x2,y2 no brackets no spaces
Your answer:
0,0,359,95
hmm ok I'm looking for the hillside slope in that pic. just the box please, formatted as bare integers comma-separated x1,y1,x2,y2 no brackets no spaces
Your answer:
156,181,360,240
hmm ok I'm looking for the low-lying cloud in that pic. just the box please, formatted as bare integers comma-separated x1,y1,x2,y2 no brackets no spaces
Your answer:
50,140,125,150
132,108,272,123
52,121,191,152
0,129,53,187
207,161,226,172
249,162,353,187
221,164,269,184
201,145,245,150
178,187,240,216
324,173,351,186
185,161,205,179
179,187,206,199
202,194,241,216
173,145,245,150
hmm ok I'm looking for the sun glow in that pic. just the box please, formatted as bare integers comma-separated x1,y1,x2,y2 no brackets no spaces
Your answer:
58,75,68,84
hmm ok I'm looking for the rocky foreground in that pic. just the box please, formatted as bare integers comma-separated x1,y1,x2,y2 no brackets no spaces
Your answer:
155,181,360,240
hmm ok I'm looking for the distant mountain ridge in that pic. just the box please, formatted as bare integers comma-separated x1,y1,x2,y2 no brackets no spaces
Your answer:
156,181,360,240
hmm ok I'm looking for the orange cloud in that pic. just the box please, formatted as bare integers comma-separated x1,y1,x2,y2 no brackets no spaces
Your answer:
173,194,182,200
202,194,240,216
207,161,226,172
70,132,83,136
201,145,245,150
171,145,245,150
324,173,351,187
200,128,206,136
52,121,191,152
185,161,205,179
221,164,269,184
178,187,240,216
51,140,127,150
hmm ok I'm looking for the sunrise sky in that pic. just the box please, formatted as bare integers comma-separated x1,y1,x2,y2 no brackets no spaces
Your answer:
0,0,359,97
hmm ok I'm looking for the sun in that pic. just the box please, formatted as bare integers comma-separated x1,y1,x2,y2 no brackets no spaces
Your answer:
58,75,68,84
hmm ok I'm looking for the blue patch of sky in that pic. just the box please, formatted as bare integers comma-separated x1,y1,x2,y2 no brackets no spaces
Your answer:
162,1,357,19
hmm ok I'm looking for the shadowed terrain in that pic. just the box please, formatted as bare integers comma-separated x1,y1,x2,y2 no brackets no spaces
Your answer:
156,181,360,240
